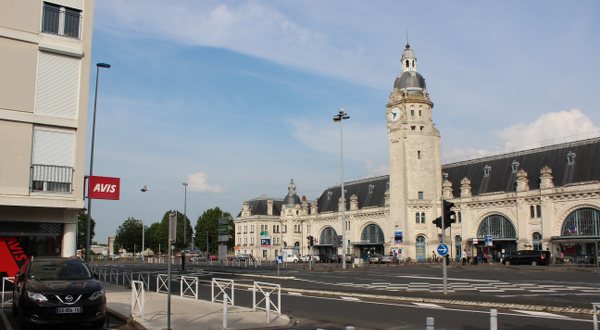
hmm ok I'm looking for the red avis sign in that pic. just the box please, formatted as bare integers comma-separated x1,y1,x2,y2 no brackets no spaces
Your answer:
88,176,120,200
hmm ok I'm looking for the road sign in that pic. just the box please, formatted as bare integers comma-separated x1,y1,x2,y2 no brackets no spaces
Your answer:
437,243,449,257
276,256,283,264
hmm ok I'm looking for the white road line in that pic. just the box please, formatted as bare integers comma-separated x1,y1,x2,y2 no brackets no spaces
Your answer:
0,310,14,330
511,310,570,319
396,275,500,282
341,296,361,301
412,302,444,308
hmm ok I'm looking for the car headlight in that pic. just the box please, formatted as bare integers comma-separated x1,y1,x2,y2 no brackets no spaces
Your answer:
89,289,104,301
27,291,48,302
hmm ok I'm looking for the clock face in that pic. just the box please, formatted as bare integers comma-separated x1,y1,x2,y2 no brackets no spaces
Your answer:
389,107,400,122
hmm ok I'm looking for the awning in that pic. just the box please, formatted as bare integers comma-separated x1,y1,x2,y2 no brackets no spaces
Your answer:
551,235,600,243
351,241,384,246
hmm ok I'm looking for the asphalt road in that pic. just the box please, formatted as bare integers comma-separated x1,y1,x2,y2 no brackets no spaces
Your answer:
81,260,600,329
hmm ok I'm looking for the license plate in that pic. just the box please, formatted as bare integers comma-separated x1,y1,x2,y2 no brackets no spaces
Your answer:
56,306,81,314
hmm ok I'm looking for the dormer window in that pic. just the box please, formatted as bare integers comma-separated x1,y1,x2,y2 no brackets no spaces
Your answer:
368,184,375,194
327,191,332,200
483,165,491,177
386,181,390,190
566,151,576,165
511,160,519,173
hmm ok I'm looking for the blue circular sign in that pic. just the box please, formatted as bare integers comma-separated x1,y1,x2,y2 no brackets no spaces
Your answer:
437,243,449,257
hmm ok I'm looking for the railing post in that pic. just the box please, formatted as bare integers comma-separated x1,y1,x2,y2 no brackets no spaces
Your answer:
426,317,434,330
490,309,498,330
223,293,228,329
593,303,599,330
266,293,271,325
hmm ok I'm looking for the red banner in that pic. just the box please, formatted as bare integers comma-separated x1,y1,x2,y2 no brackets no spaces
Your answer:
88,176,120,200
0,238,28,277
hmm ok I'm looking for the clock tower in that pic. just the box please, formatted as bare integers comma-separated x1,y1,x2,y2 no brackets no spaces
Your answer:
386,43,442,260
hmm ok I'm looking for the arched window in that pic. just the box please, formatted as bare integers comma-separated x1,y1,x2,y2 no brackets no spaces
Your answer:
320,227,337,245
421,212,426,223
361,224,384,244
477,215,516,239
561,208,600,236
532,232,542,251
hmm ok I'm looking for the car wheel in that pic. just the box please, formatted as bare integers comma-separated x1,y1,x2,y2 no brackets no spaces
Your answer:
18,307,30,330
531,261,537,266
504,260,510,266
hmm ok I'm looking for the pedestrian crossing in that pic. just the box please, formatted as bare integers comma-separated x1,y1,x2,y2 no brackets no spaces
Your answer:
300,278,600,294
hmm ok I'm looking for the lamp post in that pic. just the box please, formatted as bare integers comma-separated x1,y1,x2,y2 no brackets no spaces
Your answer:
141,185,148,262
333,109,350,270
85,62,110,262
182,182,188,249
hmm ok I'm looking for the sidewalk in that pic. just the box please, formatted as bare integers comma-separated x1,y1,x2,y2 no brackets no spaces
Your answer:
104,283,291,330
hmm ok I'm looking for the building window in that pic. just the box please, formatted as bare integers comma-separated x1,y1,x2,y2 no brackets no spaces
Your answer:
530,205,535,218
483,165,491,177
457,211,462,223
415,212,421,223
411,126,416,130
327,191,332,200
566,151,576,165
532,232,542,251
419,110,422,116
421,212,426,223
411,109,414,116
511,160,519,173
417,150,421,159
536,205,541,218
31,127,75,194
418,191,424,200
42,2,81,39
368,184,375,194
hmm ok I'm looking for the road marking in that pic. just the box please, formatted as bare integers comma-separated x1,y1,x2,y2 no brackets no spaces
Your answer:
287,292,302,296
341,296,361,301
413,302,444,308
0,310,13,330
511,310,570,319
396,275,500,283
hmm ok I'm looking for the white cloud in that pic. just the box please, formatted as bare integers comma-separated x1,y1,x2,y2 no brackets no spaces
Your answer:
187,171,224,193
495,109,600,151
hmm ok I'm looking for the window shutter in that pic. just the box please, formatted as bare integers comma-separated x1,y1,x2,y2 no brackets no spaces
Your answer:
35,52,80,119
32,128,74,166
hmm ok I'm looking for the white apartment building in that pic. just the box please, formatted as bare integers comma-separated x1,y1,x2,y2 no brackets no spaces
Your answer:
0,0,94,276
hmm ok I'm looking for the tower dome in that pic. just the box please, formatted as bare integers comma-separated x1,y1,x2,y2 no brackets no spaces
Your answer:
393,43,427,90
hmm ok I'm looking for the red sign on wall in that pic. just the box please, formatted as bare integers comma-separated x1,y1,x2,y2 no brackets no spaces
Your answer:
0,238,28,277
88,176,120,200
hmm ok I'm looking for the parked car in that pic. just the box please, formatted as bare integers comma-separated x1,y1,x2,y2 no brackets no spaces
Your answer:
503,250,550,266
323,255,340,263
300,255,320,262
12,256,106,328
368,254,383,263
209,255,219,261
234,254,254,262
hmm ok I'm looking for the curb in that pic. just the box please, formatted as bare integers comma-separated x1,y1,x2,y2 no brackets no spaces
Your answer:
106,307,147,330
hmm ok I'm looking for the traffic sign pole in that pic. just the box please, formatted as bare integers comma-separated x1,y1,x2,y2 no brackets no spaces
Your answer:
441,197,448,295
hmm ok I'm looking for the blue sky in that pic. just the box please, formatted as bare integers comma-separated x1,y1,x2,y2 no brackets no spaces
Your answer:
88,0,600,243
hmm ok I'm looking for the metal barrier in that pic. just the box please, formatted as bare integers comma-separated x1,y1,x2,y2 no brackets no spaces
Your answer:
593,303,600,330
156,274,169,293
131,280,145,320
109,269,119,284
135,272,151,290
252,281,281,316
1,277,14,306
212,278,234,306
123,271,133,286
180,275,198,300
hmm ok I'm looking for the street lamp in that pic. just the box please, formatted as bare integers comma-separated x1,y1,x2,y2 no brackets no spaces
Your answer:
333,108,350,270
141,185,148,261
182,182,188,249
85,62,110,262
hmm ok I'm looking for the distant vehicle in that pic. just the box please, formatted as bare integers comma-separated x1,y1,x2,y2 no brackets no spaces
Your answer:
281,249,299,262
209,255,218,261
190,255,207,262
12,256,106,328
369,254,383,264
234,254,253,262
503,250,550,266
300,255,320,262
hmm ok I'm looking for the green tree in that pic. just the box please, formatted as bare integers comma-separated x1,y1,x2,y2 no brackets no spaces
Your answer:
145,222,166,254
114,217,143,254
156,210,193,252
194,207,232,254
77,210,96,250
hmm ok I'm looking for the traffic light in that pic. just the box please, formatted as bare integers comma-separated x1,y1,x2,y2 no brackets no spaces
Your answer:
444,200,456,224
307,235,314,247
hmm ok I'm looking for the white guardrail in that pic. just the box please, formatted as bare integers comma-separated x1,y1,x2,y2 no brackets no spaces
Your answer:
131,280,145,320
252,281,281,325
180,275,198,300
1,277,14,306
211,278,234,306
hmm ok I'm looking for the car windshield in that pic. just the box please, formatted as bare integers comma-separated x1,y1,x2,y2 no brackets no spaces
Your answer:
29,260,92,280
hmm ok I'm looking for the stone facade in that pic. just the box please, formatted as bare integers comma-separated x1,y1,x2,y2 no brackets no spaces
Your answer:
235,44,600,263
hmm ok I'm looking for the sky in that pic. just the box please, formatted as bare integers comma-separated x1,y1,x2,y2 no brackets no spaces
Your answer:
88,0,600,244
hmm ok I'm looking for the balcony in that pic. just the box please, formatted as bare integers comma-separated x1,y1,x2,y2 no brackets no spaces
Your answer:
30,164,73,193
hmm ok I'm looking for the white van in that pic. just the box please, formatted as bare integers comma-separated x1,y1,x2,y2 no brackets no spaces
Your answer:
281,249,299,262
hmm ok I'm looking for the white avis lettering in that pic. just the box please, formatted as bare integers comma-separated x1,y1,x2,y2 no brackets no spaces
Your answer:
92,183,117,193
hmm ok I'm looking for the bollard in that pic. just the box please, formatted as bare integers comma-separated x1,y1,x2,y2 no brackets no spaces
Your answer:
490,308,498,330
266,292,271,325
426,316,434,330
223,293,228,329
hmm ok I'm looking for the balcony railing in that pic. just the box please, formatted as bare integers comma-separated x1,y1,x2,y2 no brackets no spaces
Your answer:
30,164,74,193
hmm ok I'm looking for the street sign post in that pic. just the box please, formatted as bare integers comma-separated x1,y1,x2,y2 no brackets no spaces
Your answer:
437,243,449,257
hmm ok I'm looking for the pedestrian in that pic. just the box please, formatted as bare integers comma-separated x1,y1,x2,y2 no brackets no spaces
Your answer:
461,250,467,266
